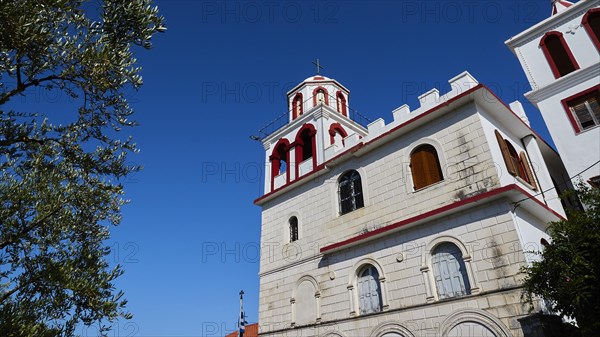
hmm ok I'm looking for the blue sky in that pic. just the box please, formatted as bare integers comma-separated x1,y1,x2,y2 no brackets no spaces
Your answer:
59,1,559,336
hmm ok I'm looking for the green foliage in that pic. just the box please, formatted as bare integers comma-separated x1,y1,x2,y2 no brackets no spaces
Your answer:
0,1,165,335
521,183,600,336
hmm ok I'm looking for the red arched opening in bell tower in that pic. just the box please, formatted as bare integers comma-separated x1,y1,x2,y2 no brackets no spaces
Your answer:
539,31,579,78
270,139,290,191
294,124,317,177
329,123,348,146
336,91,347,117
312,86,329,107
292,93,303,119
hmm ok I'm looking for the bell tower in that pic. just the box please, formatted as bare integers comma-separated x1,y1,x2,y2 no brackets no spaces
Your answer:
259,67,368,194
506,0,600,186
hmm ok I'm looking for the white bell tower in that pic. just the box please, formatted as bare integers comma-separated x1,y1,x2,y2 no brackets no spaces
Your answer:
506,0,600,187
258,62,368,194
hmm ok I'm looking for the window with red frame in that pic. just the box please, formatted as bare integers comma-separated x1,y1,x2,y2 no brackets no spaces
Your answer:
540,32,579,78
336,92,347,116
299,128,313,162
565,89,600,132
292,93,303,119
316,89,325,104
272,143,288,175
583,9,600,50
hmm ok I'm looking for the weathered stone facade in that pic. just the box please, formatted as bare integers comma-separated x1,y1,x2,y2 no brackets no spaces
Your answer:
255,71,569,337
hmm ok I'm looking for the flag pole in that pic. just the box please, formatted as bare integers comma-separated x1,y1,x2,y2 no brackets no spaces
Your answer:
238,290,245,337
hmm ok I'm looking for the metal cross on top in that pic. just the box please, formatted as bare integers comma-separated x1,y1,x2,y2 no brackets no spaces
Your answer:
312,59,324,75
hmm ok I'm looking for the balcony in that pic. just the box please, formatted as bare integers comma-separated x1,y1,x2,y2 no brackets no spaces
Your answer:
298,158,313,177
274,171,287,189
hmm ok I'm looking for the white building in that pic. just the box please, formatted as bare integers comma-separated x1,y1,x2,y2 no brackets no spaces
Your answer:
506,0,600,187
254,69,571,337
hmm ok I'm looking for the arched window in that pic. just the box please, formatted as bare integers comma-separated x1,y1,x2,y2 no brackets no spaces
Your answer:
299,128,313,162
336,91,347,116
447,322,498,337
316,89,325,104
583,8,600,51
440,309,512,337
270,139,290,191
410,144,443,190
273,142,288,175
540,31,579,78
339,170,364,215
289,216,298,242
357,265,382,315
506,142,524,178
292,276,321,326
432,242,471,299
495,130,537,189
562,86,600,132
292,93,303,119
329,123,348,146
294,124,317,177
312,86,329,106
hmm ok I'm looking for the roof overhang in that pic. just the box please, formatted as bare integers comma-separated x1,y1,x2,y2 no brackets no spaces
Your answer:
505,0,598,52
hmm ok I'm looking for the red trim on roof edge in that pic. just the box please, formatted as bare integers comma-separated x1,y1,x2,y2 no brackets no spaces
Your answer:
320,184,564,254
255,84,558,205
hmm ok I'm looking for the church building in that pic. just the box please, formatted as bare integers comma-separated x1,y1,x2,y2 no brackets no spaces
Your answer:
506,0,600,187
252,2,598,336
254,68,570,337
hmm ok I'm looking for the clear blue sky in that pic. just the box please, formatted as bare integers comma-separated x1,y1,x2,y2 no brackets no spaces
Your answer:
79,1,557,336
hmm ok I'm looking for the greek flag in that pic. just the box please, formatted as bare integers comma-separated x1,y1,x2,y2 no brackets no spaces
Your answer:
238,311,246,337
238,290,247,337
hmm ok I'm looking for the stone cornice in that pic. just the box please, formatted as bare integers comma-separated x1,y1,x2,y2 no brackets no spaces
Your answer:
525,63,600,104
258,252,322,277
506,0,599,49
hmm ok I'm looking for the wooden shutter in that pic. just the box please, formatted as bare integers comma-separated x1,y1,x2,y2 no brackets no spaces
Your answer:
358,272,368,314
411,150,427,190
571,101,595,129
423,146,443,185
358,267,381,314
495,130,516,176
367,267,382,313
411,145,443,190
520,152,537,190
432,243,470,299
